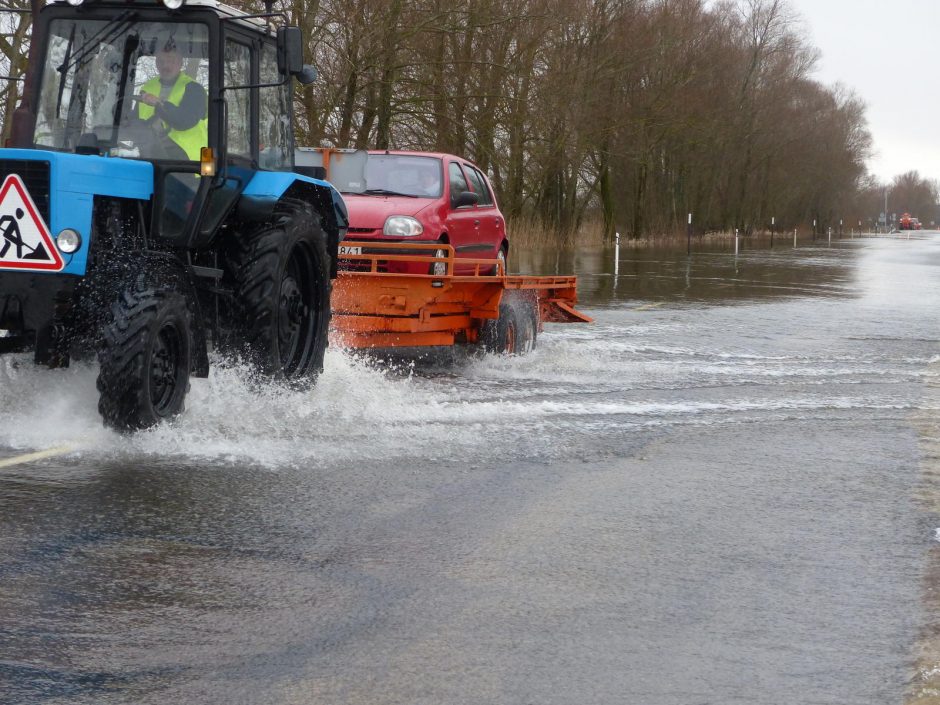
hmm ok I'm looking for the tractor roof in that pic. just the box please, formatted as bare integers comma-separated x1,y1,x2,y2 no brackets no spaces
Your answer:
44,0,272,31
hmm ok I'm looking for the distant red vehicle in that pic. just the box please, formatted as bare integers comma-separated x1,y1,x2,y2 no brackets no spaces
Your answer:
334,151,508,275
900,213,914,230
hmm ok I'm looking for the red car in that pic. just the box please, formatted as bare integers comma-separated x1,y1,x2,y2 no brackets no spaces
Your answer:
335,151,508,275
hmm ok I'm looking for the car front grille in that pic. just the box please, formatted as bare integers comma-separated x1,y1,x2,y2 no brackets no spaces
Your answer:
338,243,444,274
0,159,51,224
339,259,390,273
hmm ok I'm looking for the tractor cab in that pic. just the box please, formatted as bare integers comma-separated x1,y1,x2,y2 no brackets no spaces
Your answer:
0,0,346,430
17,0,316,244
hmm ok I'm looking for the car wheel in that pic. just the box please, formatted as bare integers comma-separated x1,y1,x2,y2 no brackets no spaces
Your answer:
430,245,448,276
492,244,508,276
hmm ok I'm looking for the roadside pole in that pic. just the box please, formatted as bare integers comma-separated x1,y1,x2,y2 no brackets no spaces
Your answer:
884,188,888,235
614,232,620,276
770,216,775,248
687,213,692,255
735,228,739,256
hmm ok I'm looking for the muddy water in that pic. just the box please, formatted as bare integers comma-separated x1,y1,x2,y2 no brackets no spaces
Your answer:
1,234,939,704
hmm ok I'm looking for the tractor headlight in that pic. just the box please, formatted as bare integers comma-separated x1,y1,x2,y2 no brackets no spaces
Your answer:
162,0,185,9
56,229,81,254
383,216,423,237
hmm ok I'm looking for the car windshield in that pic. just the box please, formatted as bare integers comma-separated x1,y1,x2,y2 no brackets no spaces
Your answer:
34,17,209,160
360,155,442,198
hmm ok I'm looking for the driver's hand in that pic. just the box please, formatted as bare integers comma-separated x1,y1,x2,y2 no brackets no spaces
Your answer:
137,93,161,108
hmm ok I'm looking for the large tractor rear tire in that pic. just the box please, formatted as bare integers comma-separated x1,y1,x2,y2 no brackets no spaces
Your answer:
97,285,192,431
230,202,331,383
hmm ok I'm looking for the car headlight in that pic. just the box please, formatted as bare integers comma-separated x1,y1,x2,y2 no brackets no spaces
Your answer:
56,229,82,254
162,0,185,9
383,216,424,237
66,0,84,6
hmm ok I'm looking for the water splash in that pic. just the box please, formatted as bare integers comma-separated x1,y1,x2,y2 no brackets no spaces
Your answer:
0,294,935,470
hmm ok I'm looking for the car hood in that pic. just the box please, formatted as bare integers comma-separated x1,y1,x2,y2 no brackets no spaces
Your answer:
342,194,436,230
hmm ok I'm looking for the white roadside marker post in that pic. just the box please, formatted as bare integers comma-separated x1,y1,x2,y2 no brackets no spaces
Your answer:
614,231,620,276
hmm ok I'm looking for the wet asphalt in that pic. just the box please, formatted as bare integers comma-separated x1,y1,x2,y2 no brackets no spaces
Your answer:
2,233,940,704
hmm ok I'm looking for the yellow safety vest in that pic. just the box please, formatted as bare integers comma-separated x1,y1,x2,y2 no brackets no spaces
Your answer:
139,73,208,161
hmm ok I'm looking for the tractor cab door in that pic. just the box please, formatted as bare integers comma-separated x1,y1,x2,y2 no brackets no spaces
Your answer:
174,33,254,247
176,30,292,249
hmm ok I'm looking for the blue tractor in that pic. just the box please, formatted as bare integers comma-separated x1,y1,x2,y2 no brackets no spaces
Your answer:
0,0,348,429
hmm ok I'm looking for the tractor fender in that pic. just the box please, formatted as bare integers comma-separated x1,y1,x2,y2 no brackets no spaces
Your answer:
236,172,348,272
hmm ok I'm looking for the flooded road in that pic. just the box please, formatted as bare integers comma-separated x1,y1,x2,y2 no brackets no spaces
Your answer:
2,234,940,704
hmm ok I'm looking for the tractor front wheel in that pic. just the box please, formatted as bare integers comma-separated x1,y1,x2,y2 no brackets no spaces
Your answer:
97,286,192,430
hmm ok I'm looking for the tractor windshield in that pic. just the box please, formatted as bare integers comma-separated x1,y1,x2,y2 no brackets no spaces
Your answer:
34,17,209,161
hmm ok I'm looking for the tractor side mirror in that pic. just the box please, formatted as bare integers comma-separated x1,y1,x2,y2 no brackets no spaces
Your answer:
277,27,304,75
277,26,318,85
295,65,317,85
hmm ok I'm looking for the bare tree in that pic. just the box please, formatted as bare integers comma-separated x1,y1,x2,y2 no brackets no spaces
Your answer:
0,0,880,243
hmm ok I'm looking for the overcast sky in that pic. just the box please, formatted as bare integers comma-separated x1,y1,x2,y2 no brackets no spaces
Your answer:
787,0,940,184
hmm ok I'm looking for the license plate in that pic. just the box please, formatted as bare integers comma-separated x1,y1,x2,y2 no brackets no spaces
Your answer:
339,245,362,256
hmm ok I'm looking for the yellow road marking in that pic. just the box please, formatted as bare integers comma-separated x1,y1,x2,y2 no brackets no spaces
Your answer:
0,445,75,469
633,302,665,311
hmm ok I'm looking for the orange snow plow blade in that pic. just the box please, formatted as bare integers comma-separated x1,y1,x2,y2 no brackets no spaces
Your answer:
330,242,592,349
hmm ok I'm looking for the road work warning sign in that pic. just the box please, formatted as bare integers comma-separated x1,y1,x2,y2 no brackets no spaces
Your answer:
0,174,63,271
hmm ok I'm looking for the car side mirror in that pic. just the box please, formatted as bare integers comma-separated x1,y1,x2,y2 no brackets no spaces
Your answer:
453,190,479,208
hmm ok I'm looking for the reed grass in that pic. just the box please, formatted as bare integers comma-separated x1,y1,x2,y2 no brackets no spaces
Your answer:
505,216,789,249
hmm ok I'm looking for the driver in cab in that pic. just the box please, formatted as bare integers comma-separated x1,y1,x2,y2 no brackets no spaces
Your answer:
137,43,207,161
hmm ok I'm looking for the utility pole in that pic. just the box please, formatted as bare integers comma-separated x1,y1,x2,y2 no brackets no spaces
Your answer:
884,187,888,234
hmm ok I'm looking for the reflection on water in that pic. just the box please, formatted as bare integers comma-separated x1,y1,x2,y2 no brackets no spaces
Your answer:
514,238,863,307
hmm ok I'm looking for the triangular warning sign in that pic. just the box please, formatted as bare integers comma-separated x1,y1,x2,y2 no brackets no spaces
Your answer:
0,174,63,272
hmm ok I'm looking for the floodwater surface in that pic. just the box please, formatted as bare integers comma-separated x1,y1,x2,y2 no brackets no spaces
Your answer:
2,233,940,704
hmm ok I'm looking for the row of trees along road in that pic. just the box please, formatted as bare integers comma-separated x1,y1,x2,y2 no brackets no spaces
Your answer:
854,171,940,230
0,0,926,243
